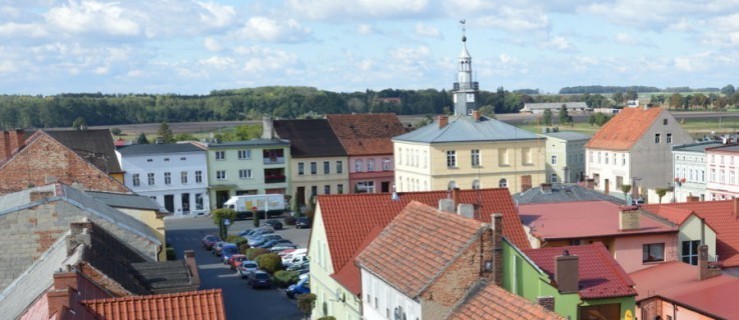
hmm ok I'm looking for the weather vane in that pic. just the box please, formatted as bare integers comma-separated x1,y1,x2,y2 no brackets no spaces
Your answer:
459,19,466,42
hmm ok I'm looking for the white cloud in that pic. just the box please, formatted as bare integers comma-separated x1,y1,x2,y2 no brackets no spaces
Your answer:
197,1,236,28
234,16,312,43
203,37,222,52
0,22,48,38
234,45,301,74
356,24,375,35
414,22,441,39
284,0,431,20
541,36,575,51
475,6,550,32
199,56,235,69
45,1,140,37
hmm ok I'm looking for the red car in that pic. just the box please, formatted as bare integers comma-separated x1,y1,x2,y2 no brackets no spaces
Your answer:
201,235,220,250
229,254,247,270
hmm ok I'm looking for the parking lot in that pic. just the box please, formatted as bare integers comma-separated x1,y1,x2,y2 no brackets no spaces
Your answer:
166,215,311,320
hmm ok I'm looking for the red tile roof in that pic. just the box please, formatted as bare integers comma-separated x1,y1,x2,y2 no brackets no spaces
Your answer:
629,261,739,319
356,201,488,298
325,113,406,156
643,200,739,267
317,188,529,296
585,107,664,151
520,200,677,241
447,281,565,320
523,243,636,299
330,226,383,295
82,289,226,320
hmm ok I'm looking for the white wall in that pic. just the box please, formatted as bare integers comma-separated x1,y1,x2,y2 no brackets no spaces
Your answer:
361,269,421,320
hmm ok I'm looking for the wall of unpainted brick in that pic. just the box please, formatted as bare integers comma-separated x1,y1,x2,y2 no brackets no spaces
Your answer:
0,134,128,194
77,262,131,297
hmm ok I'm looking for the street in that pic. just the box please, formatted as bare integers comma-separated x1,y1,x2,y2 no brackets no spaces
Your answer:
166,215,309,320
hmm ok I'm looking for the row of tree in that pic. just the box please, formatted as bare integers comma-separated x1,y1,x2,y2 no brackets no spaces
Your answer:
559,85,735,95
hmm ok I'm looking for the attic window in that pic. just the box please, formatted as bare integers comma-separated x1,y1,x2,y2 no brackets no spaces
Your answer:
147,159,153,162
663,119,668,125
164,158,170,162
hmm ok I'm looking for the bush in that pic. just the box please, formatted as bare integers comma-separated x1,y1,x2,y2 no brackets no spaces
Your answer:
239,243,251,254
165,247,176,260
226,235,243,243
256,253,284,274
317,317,336,320
284,215,296,226
245,248,268,261
273,270,300,288
297,293,316,317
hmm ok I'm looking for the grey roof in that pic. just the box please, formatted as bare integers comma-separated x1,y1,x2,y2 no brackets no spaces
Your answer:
273,119,347,158
704,143,739,153
393,115,540,143
202,139,289,149
116,142,205,156
539,131,592,141
43,129,123,173
673,141,725,153
131,260,199,294
522,102,589,110
513,183,625,206
86,191,164,211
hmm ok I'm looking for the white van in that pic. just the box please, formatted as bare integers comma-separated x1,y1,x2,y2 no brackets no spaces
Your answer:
282,248,307,265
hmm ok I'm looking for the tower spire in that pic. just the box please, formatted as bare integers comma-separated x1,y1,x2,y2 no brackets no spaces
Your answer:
452,19,478,116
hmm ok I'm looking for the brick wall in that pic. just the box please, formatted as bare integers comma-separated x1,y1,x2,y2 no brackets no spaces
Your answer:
77,262,131,297
0,134,128,194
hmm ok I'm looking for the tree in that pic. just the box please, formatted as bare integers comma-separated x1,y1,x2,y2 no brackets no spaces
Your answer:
668,93,684,109
620,184,632,202
478,104,496,118
253,207,261,228
625,90,638,101
110,127,122,135
256,253,283,273
136,132,150,144
542,109,553,126
655,188,668,204
211,208,236,240
157,121,174,143
721,84,736,96
297,293,316,318
559,104,572,125
72,117,87,130
612,92,624,106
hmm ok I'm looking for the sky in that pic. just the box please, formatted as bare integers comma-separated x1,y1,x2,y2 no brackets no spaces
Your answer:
1,0,738,95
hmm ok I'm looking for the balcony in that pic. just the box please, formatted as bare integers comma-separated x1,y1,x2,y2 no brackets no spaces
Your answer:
265,175,286,184
263,156,286,165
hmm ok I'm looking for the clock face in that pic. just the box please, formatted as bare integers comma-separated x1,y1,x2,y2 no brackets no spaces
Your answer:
466,93,475,102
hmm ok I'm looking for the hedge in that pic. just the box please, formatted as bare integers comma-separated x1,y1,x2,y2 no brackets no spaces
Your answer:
256,252,283,274
273,270,300,288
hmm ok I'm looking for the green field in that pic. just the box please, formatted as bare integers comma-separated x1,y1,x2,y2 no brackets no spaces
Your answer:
516,116,739,138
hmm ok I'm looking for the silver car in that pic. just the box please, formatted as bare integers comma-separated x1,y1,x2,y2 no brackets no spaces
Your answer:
238,260,259,279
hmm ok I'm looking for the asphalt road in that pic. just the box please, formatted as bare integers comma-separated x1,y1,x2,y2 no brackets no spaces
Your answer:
166,215,310,320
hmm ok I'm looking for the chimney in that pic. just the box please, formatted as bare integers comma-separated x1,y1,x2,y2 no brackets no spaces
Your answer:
438,115,449,129
438,199,455,213
698,245,721,280
184,250,201,287
619,205,641,230
261,116,274,140
536,296,555,312
452,187,461,208
457,203,474,219
491,214,503,286
472,110,480,121
540,183,553,193
555,250,579,293
734,197,739,218
47,288,72,317
585,179,595,189
53,271,79,291
686,195,700,202
30,191,54,202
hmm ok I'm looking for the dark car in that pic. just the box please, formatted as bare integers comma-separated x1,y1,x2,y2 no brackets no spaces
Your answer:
250,271,272,289
264,219,283,230
221,244,239,264
286,277,310,299
201,235,220,250
295,217,311,229
257,239,293,249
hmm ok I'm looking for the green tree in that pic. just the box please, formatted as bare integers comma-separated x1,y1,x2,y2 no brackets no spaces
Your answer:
157,121,175,143
136,132,150,144
721,84,735,96
620,184,632,202
72,117,87,130
542,109,553,126
612,92,625,105
558,104,572,125
253,207,261,228
173,133,197,141
211,208,236,240
478,105,496,118
297,294,316,318
668,93,684,109
655,188,668,204
625,90,638,101
110,127,122,136
256,253,283,273
588,113,611,126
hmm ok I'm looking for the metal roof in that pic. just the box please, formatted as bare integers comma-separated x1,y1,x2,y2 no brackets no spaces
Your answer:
116,143,205,156
538,131,592,141
672,141,724,153
393,115,540,143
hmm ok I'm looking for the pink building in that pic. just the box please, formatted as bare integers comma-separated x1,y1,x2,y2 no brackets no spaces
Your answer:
705,144,739,200
519,200,679,273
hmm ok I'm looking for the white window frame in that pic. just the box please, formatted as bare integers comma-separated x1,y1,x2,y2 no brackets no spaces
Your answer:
239,169,252,179
216,170,226,180
446,150,457,168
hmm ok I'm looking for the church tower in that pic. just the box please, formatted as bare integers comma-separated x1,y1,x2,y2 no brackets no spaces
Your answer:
452,20,479,116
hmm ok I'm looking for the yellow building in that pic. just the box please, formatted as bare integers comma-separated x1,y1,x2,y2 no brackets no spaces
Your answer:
393,113,546,193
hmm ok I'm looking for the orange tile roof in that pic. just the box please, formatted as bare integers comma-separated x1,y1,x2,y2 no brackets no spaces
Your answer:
523,243,637,299
82,289,226,320
325,113,406,156
447,281,565,320
585,107,664,151
643,200,739,267
356,201,488,297
330,226,383,295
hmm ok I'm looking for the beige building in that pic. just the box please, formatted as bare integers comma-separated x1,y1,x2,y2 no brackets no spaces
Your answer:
393,113,546,193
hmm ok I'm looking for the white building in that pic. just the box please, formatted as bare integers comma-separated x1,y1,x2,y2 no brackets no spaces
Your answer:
672,141,722,202
520,102,589,114
705,144,739,200
539,131,591,183
116,143,210,216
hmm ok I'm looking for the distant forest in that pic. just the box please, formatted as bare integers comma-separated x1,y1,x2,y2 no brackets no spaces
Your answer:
0,85,737,130
559,85,726,94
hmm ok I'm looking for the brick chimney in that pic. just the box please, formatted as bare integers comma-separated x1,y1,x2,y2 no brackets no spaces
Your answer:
261,116,274,140
183,250,201,287
699,245,721,281
438,115,449,129
0,129,25,162
619,205,640,230
472,110,481,121
30,191,54,202
452,187,460,208
53,271,79,291
491,214,503,286
555,250,579,293
734,197,739,218
47,288,71,317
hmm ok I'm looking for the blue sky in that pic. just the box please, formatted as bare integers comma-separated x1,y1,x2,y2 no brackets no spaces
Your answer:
1,0,737,95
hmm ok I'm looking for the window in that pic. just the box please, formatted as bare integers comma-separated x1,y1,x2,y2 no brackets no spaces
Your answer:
216,170,226,180
180,157,186,161
616,176,623,188
337,184,344,194
132,174,140,187
667,133,672,143
310,162,317,175
550,173,558,183
146,173,155,185
310,186,318,196
356,181,375,193
471,149,480,166
551,155,558,165
163,158,169,162
323,161,330,174
195,193,203,210
336,161,343,174
682,240,700,265
355,160,363,172
446,150,457,167
643,243,665,262
663,118,668,125
298,162,305,175
472,180,480,190
655,134,661,143
215,151,225,160
181,171,187,184
621,153,626,166
195,171,202,183
368,159,375,171
324,185,330,194
382,158,391,170
147,159,153,162
164,172,171,185
522,148,533,164
499,148,509,166
605,153,609,164
238,150,251,160
499,178,508,188
239,169,252,179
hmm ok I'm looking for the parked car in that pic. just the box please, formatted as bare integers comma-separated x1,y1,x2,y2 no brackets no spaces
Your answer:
298,270,310,280
283,254,308,267
238,260,259,279
287,260,310,272
286,277,310,298
281,249,307,263
257,239,293,249
295,217,311,229
220,243,238,262
248,234,282,246
239,226,274,237
228,254,247,270
249,271,272,289
212,241,226,256
245,228,275,241
269,245,298,253
201,235,220,250
264,219,283,230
